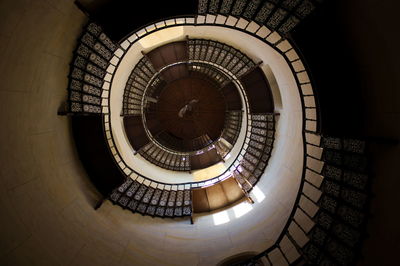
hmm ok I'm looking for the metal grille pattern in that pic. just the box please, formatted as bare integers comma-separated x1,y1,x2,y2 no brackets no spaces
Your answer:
221,111,243,146
188,39,255,79
300,137,369,265
68,22,119,114
233,113,275,192
139,142,190,171
122,57,157,116
197,0,320,34
110,178,192,218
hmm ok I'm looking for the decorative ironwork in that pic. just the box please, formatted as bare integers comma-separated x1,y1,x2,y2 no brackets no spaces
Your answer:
231,0,247,16
295,0,315,18
267,8,287,29
110,179,192,218
322,136,342,150
279,15,300,34
139,143,190,171
67,22,119,114
221,111,242,145
243,0,261,19
220,0,234,14
86,18,369,266
198,0,208,14
343,139,365,154
281,0,302,9
209,0,220,13
254,2,275,24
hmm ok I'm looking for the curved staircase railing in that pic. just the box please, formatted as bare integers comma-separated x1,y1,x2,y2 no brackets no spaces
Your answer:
66,0,371,264
185,1,368,265
100,16,282,190
68,23,119,114
67,0,326,233
109,178,192,218
67,14,309,219
198,0,320,35
239,136,369,266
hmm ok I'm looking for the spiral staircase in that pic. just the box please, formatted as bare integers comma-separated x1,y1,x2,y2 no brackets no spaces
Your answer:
60,0,373,265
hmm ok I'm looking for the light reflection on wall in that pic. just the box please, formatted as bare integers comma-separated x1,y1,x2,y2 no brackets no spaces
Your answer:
233,201,253,218
212,186,266,225
213,211,230,225
252,185,266,203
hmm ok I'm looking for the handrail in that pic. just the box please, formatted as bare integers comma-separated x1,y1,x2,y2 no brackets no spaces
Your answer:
80,11,325,262
69,6,372,264
116,15,197,45
100,14,316,195
177,13,322,264
102,16,268,189
138,60,247,157
287,36,322,134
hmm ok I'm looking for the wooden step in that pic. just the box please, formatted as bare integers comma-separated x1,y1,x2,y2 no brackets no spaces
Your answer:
192,177,245,213
220,177,244,203
192,188,210,213
206,183,229,210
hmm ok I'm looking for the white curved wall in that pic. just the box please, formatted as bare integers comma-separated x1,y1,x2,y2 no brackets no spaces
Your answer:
110,29,197,183
0,4,304,266
109,28,252,184
109,25,301,189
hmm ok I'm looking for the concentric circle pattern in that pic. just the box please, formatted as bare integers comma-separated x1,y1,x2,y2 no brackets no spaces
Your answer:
150,76,226,152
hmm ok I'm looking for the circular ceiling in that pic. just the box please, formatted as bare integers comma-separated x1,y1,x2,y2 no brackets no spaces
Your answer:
149,75,226,152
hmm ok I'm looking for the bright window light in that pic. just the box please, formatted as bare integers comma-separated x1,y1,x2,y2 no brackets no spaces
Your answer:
233,201,253,218
252,185,266,203
213,211,230,225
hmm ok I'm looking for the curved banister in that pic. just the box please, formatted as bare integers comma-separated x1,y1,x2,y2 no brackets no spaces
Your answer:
96,16,305,198
72,13,313,226
137,60,249,157
102,14,315,187
116,15,197,45
70,1,371,264
63,1,371,263
67,10,370,266
103,16,278,189
187,11,323,264
287,35,322,134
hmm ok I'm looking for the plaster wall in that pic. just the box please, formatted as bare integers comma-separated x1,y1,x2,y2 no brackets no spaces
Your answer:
0,2,305,265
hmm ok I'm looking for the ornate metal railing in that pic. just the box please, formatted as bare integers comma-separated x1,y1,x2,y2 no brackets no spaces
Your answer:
139,143,191,171
198,0,320,35
138,59,249,153
69,13,317,221
68,23,119,114
188,38,256,79
239,136,368,266
97,16,281,217
122,56,156,116
99,15,299,204
109,178,192,218
67,1,370,263
234,113,275,192
120,37,259,170
133,59,251,171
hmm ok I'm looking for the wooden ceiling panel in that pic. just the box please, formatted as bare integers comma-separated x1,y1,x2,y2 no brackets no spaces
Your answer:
240,67,274,113
123,116,150,150
146,41,188,71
